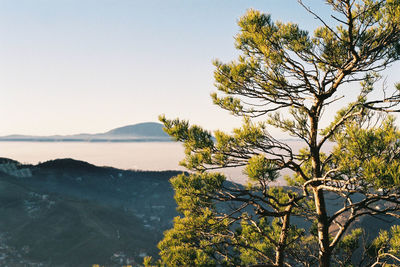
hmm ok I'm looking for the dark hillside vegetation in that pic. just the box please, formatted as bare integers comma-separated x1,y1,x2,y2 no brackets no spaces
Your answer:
0,158,180,266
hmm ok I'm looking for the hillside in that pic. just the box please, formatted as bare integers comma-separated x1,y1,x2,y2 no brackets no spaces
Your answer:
0,158,180,266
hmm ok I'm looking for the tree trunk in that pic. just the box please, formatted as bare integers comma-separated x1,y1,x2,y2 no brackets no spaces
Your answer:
309,100,331,266
314,188,331,267
275,205,293,267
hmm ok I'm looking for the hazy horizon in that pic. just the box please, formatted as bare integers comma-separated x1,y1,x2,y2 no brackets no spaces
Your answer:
0,139,316,184
0,121,164,136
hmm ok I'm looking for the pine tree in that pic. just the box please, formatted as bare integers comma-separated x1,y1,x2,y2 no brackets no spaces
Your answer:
158,1,400,266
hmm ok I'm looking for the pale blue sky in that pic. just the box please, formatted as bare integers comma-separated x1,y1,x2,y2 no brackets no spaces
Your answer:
0,0,398,135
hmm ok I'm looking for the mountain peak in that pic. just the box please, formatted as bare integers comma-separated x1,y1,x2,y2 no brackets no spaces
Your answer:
105,122,168,137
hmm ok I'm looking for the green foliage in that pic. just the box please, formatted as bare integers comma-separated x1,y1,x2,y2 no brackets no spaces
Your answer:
365,225,400,266
158,215,219,267
331,116,400,189
338,228,363,254
237,217,303,266
143,256,153,267
157,173,229,267
244,154,278,182
332,228,363,266
171,173,225,213
157,181,304,266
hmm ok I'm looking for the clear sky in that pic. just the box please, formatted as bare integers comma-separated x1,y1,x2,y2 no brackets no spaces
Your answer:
0,0,399,136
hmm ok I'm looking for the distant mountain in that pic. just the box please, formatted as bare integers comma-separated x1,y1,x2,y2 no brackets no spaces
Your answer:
104,122,169,138
0,122,171,142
